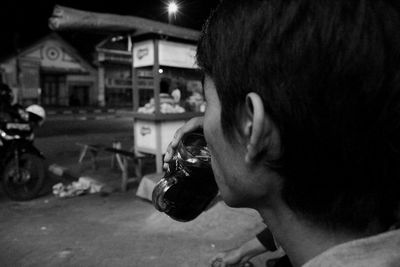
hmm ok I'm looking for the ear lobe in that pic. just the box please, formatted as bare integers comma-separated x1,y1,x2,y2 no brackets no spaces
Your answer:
244,92,277,164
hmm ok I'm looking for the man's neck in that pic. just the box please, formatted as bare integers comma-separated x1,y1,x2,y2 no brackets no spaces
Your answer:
257,205,371,267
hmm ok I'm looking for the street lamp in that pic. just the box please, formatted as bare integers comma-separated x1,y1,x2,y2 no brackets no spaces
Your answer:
167,1,179,24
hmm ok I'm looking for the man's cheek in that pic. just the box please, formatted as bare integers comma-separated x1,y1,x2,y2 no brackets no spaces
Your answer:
210,157,222,187
203,124,213,149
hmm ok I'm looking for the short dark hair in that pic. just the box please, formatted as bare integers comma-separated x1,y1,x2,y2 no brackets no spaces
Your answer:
197,0,400,232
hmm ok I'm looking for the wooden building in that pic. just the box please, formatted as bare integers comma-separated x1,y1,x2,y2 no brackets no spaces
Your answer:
0,33,97,107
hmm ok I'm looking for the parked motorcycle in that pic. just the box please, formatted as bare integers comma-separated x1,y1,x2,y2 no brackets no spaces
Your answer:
0,103,46,201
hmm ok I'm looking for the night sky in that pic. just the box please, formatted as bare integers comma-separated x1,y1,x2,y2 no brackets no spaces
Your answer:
0,0,220,60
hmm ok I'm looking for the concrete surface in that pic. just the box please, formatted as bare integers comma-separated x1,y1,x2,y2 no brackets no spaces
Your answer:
0,134,278,267
0,192,273,266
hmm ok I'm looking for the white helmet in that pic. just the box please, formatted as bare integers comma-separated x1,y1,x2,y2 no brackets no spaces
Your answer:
26,104,46,120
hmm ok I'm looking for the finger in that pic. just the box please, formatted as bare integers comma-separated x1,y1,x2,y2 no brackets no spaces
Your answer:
170,127,184,148
211,258,223,267
177,117,204,140
163,162,168,170
187,116,204,130
210,253,226,263
241,261,254,267
164,142,175,163
163,116,204,164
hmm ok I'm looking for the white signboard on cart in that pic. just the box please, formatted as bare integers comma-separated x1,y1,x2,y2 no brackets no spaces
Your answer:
135,119,186,154
158,40,198,69
133,40,154,68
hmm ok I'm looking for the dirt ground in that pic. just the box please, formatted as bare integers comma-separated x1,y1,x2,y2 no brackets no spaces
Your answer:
0,136,278,266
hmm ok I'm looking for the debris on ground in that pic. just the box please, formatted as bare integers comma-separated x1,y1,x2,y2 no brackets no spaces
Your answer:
52,176,108,198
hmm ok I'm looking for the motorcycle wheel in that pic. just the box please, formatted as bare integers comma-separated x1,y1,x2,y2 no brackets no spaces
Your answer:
1,152,46,201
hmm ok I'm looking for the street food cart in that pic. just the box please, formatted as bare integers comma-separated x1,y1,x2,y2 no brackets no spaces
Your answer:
49,5,205,173
132,38,204,172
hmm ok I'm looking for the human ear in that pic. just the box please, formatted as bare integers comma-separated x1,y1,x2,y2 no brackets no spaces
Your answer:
243,92,280,164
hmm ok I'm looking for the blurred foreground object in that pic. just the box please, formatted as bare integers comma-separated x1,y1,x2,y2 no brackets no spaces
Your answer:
48,5,199,41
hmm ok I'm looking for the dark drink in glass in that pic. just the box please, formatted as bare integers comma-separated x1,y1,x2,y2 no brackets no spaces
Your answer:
152,132,218,222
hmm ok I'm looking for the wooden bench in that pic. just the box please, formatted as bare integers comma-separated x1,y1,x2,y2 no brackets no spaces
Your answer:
76,141,150,192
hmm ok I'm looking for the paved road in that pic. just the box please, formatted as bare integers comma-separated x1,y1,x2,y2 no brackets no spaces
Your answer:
0,192,271,267
35,114,134,167
37,116,134,138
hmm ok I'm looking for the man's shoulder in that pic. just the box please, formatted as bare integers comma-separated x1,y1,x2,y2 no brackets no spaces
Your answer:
303,229,400,267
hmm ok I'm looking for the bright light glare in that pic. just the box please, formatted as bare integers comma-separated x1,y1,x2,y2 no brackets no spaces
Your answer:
168,2,178,14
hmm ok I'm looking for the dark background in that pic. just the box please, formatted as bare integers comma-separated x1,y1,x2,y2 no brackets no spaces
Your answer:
0,0,220,61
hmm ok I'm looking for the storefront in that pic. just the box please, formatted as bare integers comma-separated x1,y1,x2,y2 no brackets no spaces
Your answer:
0,33,97,107
96,36,133,107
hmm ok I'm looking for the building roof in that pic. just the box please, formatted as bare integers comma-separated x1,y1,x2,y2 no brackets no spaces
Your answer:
0,33,96,74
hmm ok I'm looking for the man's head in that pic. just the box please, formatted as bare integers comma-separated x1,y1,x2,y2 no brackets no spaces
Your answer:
197,0,400,233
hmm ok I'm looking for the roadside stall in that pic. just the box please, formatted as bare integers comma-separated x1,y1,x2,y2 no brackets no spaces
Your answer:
49,5,204,174
132,37,204,172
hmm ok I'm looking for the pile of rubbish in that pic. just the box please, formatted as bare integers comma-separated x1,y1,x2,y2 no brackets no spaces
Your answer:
53,176,108,198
